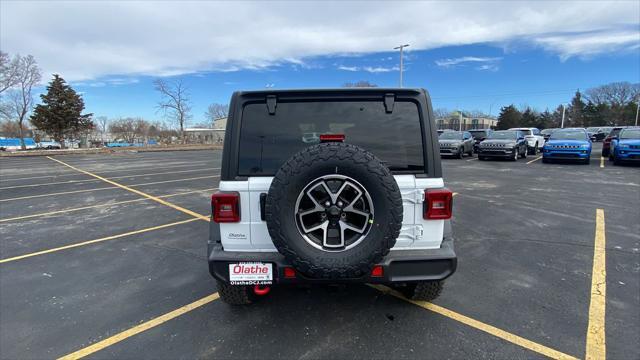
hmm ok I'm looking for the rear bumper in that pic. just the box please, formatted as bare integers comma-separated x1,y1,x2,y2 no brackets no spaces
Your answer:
208,237,457,284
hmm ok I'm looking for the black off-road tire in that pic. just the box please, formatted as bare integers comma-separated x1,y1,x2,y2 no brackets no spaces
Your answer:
396,281,444,301
265,142,403,279
217,280,254,305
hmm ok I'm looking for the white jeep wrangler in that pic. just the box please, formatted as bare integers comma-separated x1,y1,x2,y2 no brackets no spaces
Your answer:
209,89,456,305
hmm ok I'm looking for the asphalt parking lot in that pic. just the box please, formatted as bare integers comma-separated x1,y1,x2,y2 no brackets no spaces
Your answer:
0,144,638,360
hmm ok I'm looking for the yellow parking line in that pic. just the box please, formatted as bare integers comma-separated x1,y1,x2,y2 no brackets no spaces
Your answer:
526,156,542,164
0,168,219,190
0,161,213,182
0,175,219,203
370,285,578,359
0,218,200,264
47,157,211,221
600,157,605,168
586,209,606,360
0,188,217,223
58,292,220,360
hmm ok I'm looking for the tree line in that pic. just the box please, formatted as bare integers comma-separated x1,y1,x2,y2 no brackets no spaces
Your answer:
496,82,639,130
1,51,228,149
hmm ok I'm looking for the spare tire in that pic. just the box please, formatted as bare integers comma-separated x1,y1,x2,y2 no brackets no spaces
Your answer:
265,142,403,279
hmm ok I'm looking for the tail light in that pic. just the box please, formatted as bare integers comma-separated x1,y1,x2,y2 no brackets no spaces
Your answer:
370,265,384,277
424,188,453,220
211,191,240,223
320,134,345,142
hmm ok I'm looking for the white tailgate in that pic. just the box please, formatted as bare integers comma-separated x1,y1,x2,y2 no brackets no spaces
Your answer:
394,175,445,250
219,175,445,252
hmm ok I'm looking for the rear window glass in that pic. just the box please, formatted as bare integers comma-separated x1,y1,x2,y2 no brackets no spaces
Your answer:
238,100,425,175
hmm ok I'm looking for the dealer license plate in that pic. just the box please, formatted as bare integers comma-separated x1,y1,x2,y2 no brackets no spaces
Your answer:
229,262,273,285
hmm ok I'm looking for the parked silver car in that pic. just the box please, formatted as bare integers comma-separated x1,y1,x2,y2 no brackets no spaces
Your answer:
439,131,474,159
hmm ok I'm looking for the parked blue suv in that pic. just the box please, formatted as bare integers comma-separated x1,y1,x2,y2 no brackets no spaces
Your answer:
542,128,591,164
611,128,640,165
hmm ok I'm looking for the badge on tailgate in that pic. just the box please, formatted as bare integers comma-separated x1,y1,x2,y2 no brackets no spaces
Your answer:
229,262,273,285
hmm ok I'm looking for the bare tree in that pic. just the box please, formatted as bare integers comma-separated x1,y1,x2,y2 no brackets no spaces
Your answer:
204,103,228,127
0,51,21,94
108,117,137,143
154,78,191,142
586,82,640,107
343,81,377,88
433,108,450,119
0,120,22,137
6,55,41,149
95,116,109,142
134,118,151,144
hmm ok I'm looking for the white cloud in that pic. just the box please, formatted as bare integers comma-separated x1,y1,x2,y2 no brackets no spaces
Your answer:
435,56,503,68
338,65,399,73
1,1,638,81
476,64,500,72
533,29,640,61
363,66,399,73
338,65,359,72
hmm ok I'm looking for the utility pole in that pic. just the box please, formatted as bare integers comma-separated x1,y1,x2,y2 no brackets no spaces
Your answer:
561,104,566,128
394,44,409,87
635,102,639,126
459,110,462,131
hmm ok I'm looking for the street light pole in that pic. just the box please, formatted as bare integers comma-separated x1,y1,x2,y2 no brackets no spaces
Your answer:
561,104,566,128
394,44,409,87
635,102,639,126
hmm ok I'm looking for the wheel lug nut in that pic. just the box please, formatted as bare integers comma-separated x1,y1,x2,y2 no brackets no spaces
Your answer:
337,201,343,207
341,213,346,218
325,201,331,207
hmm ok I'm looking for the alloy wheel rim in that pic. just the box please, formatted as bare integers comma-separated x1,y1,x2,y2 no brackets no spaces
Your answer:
294,175,374,252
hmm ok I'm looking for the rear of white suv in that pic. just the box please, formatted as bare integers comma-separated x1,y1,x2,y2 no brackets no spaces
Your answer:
209,89,456,304
509,127,545,154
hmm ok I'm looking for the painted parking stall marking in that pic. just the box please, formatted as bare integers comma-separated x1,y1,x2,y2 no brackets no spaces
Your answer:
47,156,210,221
586,209,607,360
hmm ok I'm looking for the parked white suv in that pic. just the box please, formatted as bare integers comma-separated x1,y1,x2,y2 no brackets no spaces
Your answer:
509,127,545,154
209,89,457,305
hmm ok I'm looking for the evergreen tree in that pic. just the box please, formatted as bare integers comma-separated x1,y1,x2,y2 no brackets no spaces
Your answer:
537,110,553,129
521,107,538,128
30,74,93,148
496,105,521,130
568,90,586,127
583,101,607,127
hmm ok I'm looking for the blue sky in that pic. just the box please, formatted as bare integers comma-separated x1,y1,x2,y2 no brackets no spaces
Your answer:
2,1,639,127
72,44,640,123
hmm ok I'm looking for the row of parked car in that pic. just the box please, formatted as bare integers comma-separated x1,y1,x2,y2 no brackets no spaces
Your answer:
438,126,640,165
